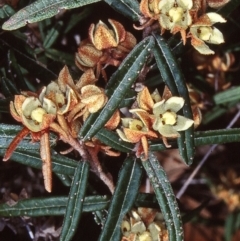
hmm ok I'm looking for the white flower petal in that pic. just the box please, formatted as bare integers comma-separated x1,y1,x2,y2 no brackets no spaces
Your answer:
164,97,184,112
206,13,226,24
42,98,57,115
22,97,42,117
158,122,180,137
192,41,214,55
153,117,162,131
159,0,174,12
153,100,166,116
121,118,134,128
206,27,224,44
173,115,194,131
178,0,193,10
159,14,172,29
116,129,130,142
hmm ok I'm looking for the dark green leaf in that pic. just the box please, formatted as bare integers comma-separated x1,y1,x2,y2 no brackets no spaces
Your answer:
0,124,39,151
0,33,57,81
0,124,57,151
98,157,143,241
43,21,63,49
149,128,240,151
80,36,155,141
60,162,89,241
45,48,75,66
224,211,240,241
194,128,240,146
8,49,29,91
2,0,102,30
0,149,78,176
135,193,159,209
55,173,72,187
153,34,194,165
214,86,240,104
142,152,184,241
0,195,110,217
0,5,15,19
104,0,141,21
202,100,239,124
64,7,92,34
95,128,134,153
0,99,10,113
0,76,19,97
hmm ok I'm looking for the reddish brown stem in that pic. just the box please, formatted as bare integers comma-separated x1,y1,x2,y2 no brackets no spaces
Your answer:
87,147,115,194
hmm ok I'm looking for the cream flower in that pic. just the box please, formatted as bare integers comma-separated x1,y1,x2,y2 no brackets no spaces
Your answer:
121,208,168,241
159,0,193,44
117,110,158,160
153,96,194,137
10,94,57,133
190,12,226,54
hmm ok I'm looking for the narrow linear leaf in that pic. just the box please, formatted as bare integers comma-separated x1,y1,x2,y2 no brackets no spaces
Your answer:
202,100,239,124
194,128,240,146
80,36,155,141
2,0,101,30
153,34,194,165
8,49,29,91
0,34,57,80
0,195,110,217
104,0,141,21
43,21,63,49
95,128,134,153
60,162,89,241
0,4,15,19
214,86,240,104
45,48,75,66
224,211,240,241
98,157,143,241
0,149,78,176
0,76,19,97
149,128,240,151
0,99,10,113
0,124,40,151
64,7,92,34
142,152,184,241
135,193,159,209
55,173,73,187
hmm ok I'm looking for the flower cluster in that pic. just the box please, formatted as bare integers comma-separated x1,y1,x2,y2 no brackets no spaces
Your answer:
139,0,227,54
117,86,197,160
121,207,168,241
3,66,109,192
75,19,137,80
213,169,240,212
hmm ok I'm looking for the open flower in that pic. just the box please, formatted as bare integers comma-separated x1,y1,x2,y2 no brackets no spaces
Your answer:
40,66,78,115
67,70,108,122
121,207,168,241
117,109,158,160
4,93,58,192
190,12,226,54
159,0,193,44
10,94,57,133
153,96,194,138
